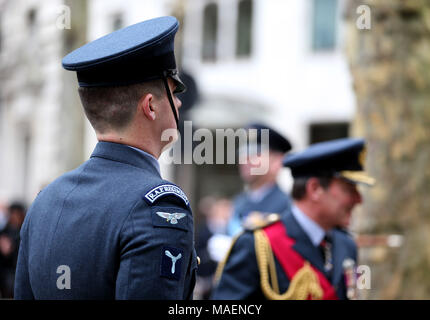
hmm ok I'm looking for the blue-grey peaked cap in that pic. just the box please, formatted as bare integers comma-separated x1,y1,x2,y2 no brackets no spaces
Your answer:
283,138,375,186
62,16,186,92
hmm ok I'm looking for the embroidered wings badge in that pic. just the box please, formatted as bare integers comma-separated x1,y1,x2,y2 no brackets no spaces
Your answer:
156,212,186,225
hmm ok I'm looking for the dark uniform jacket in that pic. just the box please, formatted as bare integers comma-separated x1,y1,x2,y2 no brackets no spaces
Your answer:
212,209,357,300
15,142,197,299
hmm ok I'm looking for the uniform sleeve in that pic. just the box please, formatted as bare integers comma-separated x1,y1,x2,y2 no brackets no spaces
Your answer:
115,196,197,299
14,222,34,300
211,232,260,300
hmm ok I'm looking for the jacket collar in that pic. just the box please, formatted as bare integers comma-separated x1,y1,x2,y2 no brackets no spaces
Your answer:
282,209,326,276
90,141,161,177
282,209,348,287
330,231,349,286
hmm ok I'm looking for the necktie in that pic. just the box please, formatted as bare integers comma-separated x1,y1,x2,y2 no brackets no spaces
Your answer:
319,235,333,279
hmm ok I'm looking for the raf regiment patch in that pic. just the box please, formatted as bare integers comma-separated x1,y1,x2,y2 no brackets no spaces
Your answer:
144,184,189,206
160,246,184,280
151,206,188,231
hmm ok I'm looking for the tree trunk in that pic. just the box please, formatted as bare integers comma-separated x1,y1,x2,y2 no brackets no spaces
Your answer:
346,0,430,299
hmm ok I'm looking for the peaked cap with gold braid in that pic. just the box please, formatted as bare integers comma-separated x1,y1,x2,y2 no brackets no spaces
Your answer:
283,138,375,186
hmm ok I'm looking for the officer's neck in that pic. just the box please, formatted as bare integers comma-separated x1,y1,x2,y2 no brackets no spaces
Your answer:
247,174,277,191
96,131,160,159
294,200,332,232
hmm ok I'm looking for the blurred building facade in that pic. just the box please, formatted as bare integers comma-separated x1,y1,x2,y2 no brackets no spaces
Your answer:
0,0,176,203
182,0,356,200
0,0,87,203
0,0,356,208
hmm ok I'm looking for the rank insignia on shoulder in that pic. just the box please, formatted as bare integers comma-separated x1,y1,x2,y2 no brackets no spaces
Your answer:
144,184,189,206
243,212,280,230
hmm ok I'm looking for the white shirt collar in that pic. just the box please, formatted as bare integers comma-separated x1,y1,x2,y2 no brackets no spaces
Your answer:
291,204,325,247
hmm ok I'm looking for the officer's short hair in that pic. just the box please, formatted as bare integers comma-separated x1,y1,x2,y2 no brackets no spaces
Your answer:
78,80,163,133
291,176,333,200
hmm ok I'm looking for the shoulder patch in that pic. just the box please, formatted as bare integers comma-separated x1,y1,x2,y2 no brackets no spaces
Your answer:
151,206,189,231
143,184,189,206
242,211,280,231
160,246,184,280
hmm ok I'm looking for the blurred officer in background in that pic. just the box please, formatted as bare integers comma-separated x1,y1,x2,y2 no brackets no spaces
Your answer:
0,202,8,232
227,123,292,236
194,197,232,299
0,202,26,298
15,16,197,299
212,138,374,300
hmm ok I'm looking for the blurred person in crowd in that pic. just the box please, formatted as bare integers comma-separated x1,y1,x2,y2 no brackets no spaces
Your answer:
212,138,374,300
227,123,292,236
0,202,26,298
0,202,8,232
194,197,232,299
15,17,197,299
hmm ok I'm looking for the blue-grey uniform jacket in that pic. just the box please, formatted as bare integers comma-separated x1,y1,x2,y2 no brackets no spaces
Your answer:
15,142,197,299
212,209,357,300
227,184,291,236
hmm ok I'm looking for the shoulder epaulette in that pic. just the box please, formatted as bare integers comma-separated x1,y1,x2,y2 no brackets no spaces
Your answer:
242,212,281,231
213,212,281,285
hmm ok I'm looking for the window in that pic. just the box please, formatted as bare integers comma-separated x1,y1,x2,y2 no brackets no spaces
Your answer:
312,0,338,51
202,3,218,61
236,0,253,57
309,122,349,144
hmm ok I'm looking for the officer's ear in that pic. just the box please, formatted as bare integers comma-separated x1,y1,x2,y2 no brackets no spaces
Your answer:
268,151,284,172
139,93,156,121
306,177,325,201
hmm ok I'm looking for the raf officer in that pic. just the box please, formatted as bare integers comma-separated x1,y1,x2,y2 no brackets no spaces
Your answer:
227,123,292,236
212,138,374,300
15,16,197,299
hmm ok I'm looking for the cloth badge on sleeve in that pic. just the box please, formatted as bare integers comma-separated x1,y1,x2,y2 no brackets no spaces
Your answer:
151,206,188,231
144,184,189,206
160,246,184,280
